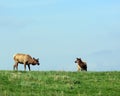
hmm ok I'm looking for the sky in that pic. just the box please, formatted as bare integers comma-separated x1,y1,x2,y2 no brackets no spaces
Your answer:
0,0,120,71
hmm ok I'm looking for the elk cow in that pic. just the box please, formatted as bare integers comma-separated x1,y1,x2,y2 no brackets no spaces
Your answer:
75,58,87,71
13,53,40,71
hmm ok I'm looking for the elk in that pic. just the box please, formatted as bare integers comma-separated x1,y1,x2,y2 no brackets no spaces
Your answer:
13,53,40,71
75,58,87,71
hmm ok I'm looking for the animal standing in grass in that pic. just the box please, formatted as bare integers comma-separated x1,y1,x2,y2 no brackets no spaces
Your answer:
75,58,87,71
13,53,40,71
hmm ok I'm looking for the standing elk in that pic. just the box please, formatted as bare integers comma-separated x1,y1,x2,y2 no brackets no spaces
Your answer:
13,53,40,71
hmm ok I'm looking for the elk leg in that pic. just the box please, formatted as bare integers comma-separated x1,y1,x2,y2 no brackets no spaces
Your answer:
13,64,16,70
81,68,83,71
13,62,18,70
77,65,81,71
28,65,31,71
24,64,26,71
16,63,18,70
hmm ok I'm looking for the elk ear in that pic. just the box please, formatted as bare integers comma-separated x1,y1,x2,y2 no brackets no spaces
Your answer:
76,58,79,59
33,57,35,59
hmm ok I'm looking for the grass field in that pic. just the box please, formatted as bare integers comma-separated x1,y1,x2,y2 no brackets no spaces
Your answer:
0,71,120,96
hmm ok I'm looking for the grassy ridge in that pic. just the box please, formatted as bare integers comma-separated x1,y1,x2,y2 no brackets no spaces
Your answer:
0,71,120,96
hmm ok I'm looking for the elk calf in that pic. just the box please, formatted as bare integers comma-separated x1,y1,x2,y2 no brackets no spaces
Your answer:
75,58,87,71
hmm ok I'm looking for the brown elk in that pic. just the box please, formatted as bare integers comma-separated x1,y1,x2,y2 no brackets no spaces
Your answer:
13,53,40,71
75,58,87,71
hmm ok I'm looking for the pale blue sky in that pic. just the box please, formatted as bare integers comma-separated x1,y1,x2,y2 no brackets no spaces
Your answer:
0,0,120,71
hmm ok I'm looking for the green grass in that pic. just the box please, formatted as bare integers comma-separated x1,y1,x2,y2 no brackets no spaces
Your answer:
0,71,120,96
